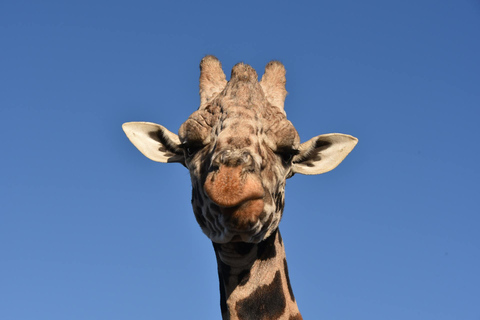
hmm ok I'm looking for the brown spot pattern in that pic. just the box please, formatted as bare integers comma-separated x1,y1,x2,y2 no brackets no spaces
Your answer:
235,271,285,320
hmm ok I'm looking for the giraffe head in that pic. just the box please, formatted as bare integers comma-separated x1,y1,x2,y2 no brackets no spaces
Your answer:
123,55,357,244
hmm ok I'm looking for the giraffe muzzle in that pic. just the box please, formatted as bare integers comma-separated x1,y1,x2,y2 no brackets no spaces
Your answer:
204,165,265,228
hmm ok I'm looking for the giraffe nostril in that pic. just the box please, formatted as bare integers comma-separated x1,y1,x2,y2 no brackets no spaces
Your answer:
220,150,230,164
241,151,250,163
242,152,255,172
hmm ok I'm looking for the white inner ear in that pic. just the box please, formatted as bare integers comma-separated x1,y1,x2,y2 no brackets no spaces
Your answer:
122,122,182,163
292,133,358,175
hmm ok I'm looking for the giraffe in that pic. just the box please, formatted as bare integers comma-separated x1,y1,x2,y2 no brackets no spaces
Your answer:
122,55,357,319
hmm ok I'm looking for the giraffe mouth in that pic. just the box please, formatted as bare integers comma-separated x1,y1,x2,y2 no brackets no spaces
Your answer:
218,198,265,231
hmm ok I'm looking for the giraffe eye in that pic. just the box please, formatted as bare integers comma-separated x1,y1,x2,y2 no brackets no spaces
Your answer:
186,147,195,157
182,143,203,157
281,153,293,163
276,148,298,164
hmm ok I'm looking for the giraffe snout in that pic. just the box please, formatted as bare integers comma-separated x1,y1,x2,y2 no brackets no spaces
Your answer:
204,164,263,208
204,163,265,231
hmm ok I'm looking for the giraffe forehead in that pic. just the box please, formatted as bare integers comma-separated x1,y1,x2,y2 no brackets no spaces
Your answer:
180,107,299,150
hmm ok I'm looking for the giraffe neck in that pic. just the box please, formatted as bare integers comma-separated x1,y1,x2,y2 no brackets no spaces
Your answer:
212,229,302,320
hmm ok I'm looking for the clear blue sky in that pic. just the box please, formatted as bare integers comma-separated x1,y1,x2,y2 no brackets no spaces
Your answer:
1,1,479,319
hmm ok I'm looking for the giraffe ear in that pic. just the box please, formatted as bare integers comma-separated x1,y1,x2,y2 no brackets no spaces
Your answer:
122,122,185,166
292,133,358,175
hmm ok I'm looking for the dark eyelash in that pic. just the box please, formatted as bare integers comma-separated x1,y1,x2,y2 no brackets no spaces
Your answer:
276,148,299,163
181,142,204,157
276,147,299,155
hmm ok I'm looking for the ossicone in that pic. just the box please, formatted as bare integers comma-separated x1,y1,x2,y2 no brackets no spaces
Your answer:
260,60,287,111
199,55,227,106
